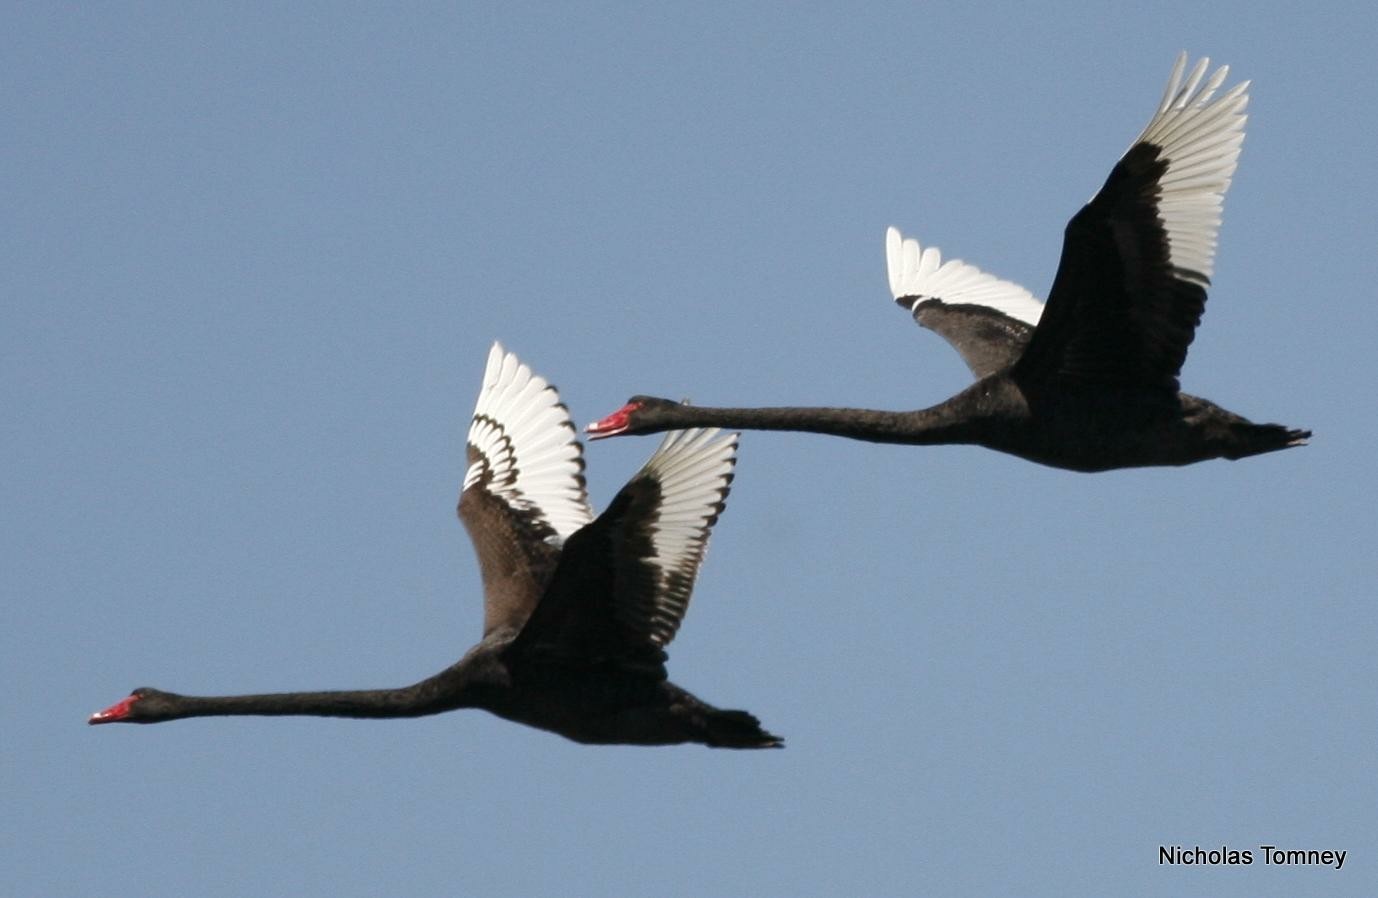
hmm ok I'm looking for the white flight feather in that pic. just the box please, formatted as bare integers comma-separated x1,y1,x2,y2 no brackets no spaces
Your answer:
463,342,592,542
630,428,737,646
1123,52,1247,285
885,226,1044,327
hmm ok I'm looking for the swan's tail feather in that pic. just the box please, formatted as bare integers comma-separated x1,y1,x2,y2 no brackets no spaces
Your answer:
1224,423,1311,460
700,708,785,749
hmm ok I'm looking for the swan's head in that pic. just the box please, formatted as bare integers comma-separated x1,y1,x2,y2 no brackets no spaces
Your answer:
89,687,180,724
585,396,683,440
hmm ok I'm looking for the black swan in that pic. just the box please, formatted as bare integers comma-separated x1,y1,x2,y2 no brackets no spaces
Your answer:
587,54,1309,473
91,343,781,749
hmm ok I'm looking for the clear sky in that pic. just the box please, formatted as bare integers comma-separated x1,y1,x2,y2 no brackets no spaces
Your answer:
5,4,1374,896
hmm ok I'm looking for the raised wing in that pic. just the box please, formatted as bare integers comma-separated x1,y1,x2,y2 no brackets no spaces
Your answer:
1014,53,1248,392
459,342,594,636
514,428,738,671
886,226,1043,379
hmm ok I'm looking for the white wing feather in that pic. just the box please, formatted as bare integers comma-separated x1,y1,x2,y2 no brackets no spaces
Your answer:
885,226,1044,326
632,428,737,646
464,342,593,543
1119,52,1248,286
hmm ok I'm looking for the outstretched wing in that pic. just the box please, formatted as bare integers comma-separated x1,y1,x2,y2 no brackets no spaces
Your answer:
514,428,738,671
459,342,594,636
1014,53,1248,393
886,226,1043,380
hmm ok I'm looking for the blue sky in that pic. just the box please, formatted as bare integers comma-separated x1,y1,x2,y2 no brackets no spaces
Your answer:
5,4,1374,896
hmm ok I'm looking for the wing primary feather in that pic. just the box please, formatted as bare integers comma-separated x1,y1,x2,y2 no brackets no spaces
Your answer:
620,428,738,648
462,342,593,543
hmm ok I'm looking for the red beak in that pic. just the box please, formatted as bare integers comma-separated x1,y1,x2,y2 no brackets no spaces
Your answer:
89,694,139,725
585,403,636,440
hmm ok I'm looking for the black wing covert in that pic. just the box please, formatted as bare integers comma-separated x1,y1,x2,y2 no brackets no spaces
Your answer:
459,343,593,636
1013,54,1247,393
513,429,737,672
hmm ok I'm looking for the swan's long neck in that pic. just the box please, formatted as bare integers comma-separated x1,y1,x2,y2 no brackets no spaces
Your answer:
93,635,516,725
96,663,491,724
651,403,978,446
157,684,466,720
